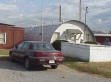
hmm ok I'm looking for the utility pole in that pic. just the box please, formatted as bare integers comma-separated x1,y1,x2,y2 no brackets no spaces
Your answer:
41,0,44,42
41,19,44,42
85,6,88,24
59,5,62,23
84,7,88,42
58,0,62,23
79,0,82,21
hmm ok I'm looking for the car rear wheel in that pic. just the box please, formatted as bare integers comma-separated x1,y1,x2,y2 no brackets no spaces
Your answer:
24,58,31,70
51,65,58,69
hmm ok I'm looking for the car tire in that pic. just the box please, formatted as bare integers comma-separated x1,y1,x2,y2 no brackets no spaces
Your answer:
10,57,15,62
24,58,31,70
51,65,58,69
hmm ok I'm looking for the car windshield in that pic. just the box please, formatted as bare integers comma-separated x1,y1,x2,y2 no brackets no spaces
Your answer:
33,43,55,51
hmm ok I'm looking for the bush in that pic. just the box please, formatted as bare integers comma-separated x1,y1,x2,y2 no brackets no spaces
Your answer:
52,40,68,51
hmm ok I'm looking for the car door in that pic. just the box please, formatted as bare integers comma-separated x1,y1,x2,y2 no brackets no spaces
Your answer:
12,42,25,61
17,42,31,62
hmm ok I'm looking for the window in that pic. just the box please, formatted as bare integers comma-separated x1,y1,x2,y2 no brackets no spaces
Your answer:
21,42,30,49
17,42,24,49
0,33,6,44
33,43,54,51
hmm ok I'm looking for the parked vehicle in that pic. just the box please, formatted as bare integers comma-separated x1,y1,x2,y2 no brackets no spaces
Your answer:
9,41,64,70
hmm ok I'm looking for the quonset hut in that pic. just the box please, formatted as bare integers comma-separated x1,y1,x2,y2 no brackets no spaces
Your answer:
51,20,95,43
25,20,95,44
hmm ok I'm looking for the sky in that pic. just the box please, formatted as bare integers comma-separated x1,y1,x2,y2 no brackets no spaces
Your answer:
0,0,111,32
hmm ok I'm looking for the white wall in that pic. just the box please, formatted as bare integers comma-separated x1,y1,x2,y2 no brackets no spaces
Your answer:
90,46,111,62
61,42,90,61
61,42,111,62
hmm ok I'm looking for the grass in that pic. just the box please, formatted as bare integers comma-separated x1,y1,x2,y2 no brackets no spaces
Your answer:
0,49,9,60
0,49,9,56
64,57,111,78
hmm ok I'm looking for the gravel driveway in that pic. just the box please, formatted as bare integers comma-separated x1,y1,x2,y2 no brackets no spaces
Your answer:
0,61,111,82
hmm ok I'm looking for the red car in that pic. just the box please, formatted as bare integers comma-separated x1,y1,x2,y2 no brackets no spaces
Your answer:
9,41,64,70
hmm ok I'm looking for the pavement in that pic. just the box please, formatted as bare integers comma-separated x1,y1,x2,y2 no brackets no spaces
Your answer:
0,61,111,82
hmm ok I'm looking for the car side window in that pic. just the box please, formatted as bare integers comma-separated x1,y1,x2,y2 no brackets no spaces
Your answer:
21,42,30,49
32,43,54,50
17,42,24,49
32,43,41,50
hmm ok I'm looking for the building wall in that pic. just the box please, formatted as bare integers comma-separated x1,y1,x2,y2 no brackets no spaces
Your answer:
0,26,24,49
61,42,111,62
95,36,111,44
90,46,111,62
61,42,90,61
14,28,24,47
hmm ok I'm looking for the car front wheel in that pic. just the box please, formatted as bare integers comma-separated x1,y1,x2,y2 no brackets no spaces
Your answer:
9,53,15,62
51,65,58,69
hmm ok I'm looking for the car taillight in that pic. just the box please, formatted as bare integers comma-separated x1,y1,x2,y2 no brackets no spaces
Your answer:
57,52,64,57
33,52,43,57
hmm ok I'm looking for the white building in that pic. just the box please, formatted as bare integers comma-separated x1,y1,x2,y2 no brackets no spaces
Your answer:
51,20,95,43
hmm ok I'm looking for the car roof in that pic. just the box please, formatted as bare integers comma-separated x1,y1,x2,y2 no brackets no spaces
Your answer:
24,41,50,44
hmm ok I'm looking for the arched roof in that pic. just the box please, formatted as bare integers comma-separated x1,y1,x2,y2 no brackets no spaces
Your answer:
64,20,95,38
51,20,96,43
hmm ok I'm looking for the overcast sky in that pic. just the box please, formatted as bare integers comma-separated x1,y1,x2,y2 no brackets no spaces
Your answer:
0,0,111,32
